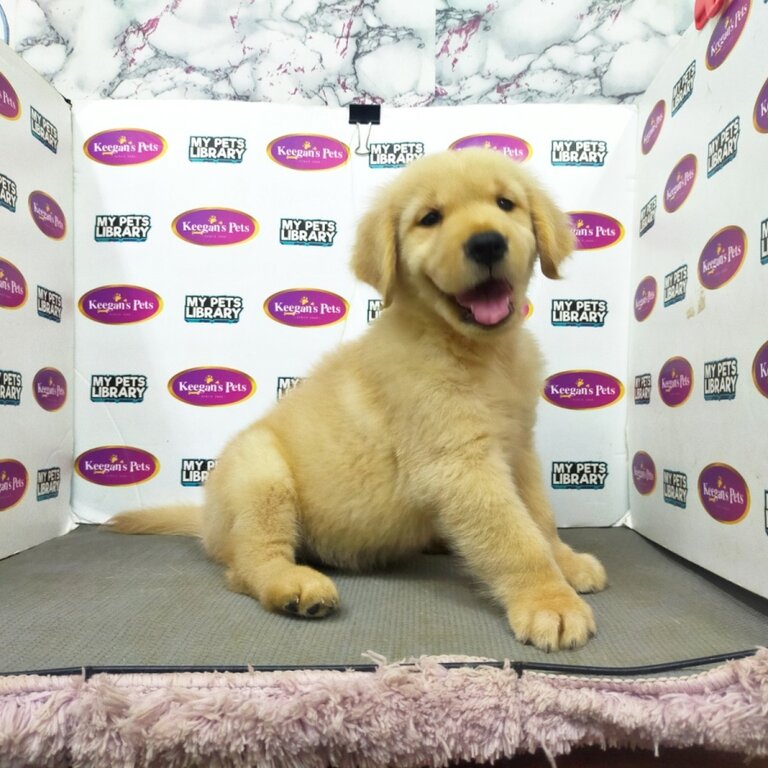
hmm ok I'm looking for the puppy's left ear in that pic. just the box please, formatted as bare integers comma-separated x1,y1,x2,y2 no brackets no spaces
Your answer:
527,182,574,280
351,192,398,307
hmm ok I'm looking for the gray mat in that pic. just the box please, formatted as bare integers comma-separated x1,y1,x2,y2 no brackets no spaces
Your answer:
0,526,766,674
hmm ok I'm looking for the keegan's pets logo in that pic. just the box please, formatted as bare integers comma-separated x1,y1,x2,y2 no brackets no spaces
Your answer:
188,136,247,163
634,374,652,405
551,461,608,490
181,458,217,487
550,140,608,167
543,371,623,410
32,368,67,411
276,376,303,401
664,155,696,212
658,357,693,407
0,370,22,406
91,374,148,404
184,295,243,323
37,286,62,322
36,467,61,501
264,289,349,328
450,134,532,162
752,341,768,399
663,470,688,509
706,0,750,70
754,77,768,133
0,71,19,120
704,357,738,401
76,447,159,486
698,226,746,289
367,299,384,324
79,286,162,324
550,299,608,327
698,464,750,523
28,191,66,239
280,218,337,246
672,61,696,116
0,258,27,309
567,212,623,250
641,100,665,154
84,129,166,166
30,107,58,153
172,208,258,246
0,173,17,212
168,367,255,407
267,134,350,171
368,142,425,169
0,459,27,510
707,117,740,178
634,276,657,322
632,452,656,495
664,265,687,307
94,214,151,242
639,196,657,237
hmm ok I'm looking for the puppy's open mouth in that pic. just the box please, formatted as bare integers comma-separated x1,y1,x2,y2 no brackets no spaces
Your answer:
453,278,514,328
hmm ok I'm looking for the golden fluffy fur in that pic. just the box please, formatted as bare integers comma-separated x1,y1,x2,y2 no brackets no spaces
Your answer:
108,148,607,651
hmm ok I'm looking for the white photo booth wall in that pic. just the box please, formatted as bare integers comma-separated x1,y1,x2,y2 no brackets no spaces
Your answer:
1,2,766,599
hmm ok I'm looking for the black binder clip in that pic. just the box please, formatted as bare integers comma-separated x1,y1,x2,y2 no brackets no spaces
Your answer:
349,104,381,157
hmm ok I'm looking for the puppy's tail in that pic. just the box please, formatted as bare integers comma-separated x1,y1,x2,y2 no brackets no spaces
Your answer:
105,505,203,537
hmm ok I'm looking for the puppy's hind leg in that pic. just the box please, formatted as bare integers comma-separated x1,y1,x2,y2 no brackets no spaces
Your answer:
205,426,339,618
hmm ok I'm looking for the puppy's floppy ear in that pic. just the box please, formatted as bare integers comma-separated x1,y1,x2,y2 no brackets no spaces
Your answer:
527,182,574,280
351,193,398,307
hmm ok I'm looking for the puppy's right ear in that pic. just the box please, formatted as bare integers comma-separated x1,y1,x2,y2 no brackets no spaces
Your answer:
351,198,398,307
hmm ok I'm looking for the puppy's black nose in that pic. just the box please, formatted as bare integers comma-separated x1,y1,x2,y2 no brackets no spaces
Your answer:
464,231,507,266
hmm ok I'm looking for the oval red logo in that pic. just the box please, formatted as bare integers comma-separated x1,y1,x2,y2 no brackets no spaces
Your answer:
75,446,159,486
543,371,624,410
568,212,624,250
0,71,20,121
84,129,167,166
267,134,350,171
698,463,750,523
168,367,255,407
32,368,67,411
264,289,349,328
449,134,532,162
172,208,259,246
78,285,163,324
0,459,27,510
0,257,27,309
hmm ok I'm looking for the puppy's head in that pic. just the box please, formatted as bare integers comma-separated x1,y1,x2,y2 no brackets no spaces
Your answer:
352,148,573,337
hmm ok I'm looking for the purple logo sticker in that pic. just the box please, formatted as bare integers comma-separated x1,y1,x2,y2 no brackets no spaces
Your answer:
632,451,656,495
84,129,166,166
32,368,67,412
76,446,159,486
78,285,163,324
0,258,27,309
706,0,750,71
641,100,665,154
698,463,750,523
172,208,258,246
0,459,27,510
634,276,657,322
753,77,768,133
568,212,624,250
658,356,694,407
698,226,746,289
267,134,350,171
264,289,349,328
28,191,66,239
543,370,624,410
753,341,768,399
0,72,20,121
168,367,255,407
449,134,532,162
663,154,697,213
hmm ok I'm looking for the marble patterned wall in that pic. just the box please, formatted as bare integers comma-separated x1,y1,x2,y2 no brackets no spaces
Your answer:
5,0,694,105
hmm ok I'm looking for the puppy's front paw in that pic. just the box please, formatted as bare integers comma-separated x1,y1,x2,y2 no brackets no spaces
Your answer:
507,585,596,652
555,547,608,594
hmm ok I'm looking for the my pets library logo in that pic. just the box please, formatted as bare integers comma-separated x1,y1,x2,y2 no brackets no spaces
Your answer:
185,295,243,323
698,226,746,289
698,464,750,524
28,191,66,239
0,258,27,309
267,135,349,171
707,117,740,178
0,370,22,406
550,140,608,167
0,172,17,212
0,459,27,510
672,62,696,116
0,71,20,120
551,461,608,490
84,129,166,166
37,467,61,501
450,134,532,162
30,107,58,153
280,218,337,247
94,214,152,242
181,459,217,487
762,218,768,266
634,373,652,405
550,299,608,327
367,299,383,324
663,470,688,509
91,374,148,404
276,376,303,401
664,265,687,307
76,447,159,486
189,136,247,163
79,285,162,324
704,357,738,401
172,208,258,246
368,142,425,169
706,0,750,70
264,289,349,328
37,286,62,322
639,196,656,237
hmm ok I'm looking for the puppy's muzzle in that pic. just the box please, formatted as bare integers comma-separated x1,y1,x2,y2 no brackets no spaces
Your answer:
464,231,508,267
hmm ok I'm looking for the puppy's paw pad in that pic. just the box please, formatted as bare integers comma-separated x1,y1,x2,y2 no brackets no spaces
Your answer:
261,565,340,619
557,550,608,594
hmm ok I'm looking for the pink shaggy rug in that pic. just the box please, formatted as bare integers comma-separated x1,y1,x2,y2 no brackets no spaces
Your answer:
1,651,767,767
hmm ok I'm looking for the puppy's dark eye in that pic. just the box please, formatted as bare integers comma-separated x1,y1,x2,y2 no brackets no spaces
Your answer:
418,210,442,227
497,197,515,212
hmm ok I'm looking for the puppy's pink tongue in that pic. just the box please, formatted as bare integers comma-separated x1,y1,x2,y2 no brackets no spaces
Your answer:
455,280,513,326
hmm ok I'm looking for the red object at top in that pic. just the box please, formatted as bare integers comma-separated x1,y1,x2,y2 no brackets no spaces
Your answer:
694,0,732,29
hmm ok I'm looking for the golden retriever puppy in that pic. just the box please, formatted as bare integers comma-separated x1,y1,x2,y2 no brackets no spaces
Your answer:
108,148,607,651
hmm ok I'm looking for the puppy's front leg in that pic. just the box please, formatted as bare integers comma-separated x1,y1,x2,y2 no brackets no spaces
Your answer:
425,449,596,651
